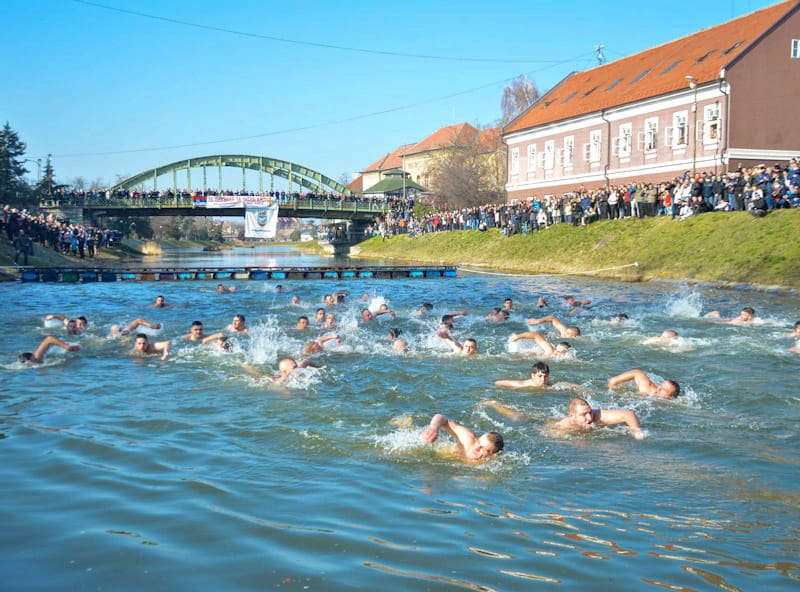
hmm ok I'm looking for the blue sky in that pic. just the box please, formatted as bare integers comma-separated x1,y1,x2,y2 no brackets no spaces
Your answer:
2,0,779,190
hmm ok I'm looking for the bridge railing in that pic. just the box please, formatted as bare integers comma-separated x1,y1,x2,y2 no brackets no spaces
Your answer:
39,195,390,215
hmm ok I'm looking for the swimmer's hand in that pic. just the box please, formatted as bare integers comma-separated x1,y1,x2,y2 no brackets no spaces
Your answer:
509,333,520,342
632,428,646,440
68,345,81,352
420,426,439,443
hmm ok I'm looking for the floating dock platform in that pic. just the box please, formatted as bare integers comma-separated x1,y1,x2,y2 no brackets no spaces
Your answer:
17,265,457,283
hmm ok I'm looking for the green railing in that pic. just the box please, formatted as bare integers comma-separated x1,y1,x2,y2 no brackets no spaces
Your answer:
39,195,390,215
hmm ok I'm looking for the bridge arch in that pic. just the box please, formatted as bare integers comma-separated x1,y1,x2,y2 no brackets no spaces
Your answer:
110,154,350,196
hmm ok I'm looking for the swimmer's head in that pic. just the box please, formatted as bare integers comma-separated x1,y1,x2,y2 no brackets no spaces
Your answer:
656,380,681,399
18,352,36,363
565,325,581,337
611,313,629,323
741,307,755,321
555,342,571,355
468,431,504,459
387,328,402,340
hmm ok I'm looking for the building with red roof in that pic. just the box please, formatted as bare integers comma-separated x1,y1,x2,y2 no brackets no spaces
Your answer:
502,0,800,201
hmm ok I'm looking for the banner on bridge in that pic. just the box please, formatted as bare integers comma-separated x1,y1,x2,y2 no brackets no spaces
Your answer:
244,203,280,239
205,195,274,208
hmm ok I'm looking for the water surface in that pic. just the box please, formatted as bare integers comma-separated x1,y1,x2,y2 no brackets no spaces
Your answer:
2,246,798,591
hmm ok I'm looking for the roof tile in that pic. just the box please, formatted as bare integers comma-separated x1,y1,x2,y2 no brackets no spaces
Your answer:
504,0,798,133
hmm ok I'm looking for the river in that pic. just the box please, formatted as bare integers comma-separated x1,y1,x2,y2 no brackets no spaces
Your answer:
1,246,798,591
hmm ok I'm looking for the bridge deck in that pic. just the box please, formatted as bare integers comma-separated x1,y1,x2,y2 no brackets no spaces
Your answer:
14,265,457,283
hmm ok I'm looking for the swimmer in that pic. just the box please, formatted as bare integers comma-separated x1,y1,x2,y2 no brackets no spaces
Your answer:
132,333,170,360
183,320,208,341
440,311,468,330
18,335,80,364
640,330,679,345
525,315,581,338
785,321,800,339
361,307,395,323
495,361,553,389
436,329,478,356
550,397,645,440
416,302,434,315
153,295,172,308
377,303,396,318
420,413,504,461
303,333,341,354
705,306,755,324
109,318,162,339
45,314,88,335
510,331,571,357
226,314,248,334
610,313,630,324
565,295,591,307
386,327,403,341
503,298,514,311
290,295,301,305
275,284,286,293
294,316,310,331
313,308,326,324
216,283,236,294
537,296,548,309
608,369,680,399
485,307,510,322
323,312,337,329
242,357,321,384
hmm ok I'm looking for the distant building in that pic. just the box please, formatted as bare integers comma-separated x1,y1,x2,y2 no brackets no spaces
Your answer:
502,0,800,201
350,123,504,198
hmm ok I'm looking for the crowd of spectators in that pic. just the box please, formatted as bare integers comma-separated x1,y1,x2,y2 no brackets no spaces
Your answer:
374,160,800,238
2,204,120,265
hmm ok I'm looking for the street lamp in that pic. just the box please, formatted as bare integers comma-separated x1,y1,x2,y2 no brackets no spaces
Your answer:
22,158,42,184
685,75,698,177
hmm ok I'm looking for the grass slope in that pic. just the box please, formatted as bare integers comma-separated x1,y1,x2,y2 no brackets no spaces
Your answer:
355,210,800,290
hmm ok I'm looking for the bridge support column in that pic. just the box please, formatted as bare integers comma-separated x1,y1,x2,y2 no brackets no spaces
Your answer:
347,219,372,244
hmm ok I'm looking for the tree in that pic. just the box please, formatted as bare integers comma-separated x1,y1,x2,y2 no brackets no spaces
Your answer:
424,128,506,210
0,122,29,201
500,75,540,126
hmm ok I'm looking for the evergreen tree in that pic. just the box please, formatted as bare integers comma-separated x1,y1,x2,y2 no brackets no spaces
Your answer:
0,122,29,200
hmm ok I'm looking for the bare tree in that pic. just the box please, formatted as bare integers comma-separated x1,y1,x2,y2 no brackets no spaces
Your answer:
500,74,540,126
72,176,87,191
425,130,505,210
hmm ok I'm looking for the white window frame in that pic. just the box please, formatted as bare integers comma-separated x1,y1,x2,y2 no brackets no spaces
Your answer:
618,123,632,157
526,145,537,172
792,39,800,59
563,136,574,167
703,104,720,143
582,143,591,161
672,111,688,147
644,118,658,152
589,130,601,162
544,140,555,170
510,147,519,175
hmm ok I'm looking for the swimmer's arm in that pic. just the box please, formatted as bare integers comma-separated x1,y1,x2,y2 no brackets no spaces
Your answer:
316,334,341,346
297,358,322,369
479,400,526,422
426,415,477,449
436,331,462,353
374,309,396,318
510,331,543,343
597,408,645,440
447,310,467,317
126,318,161,333
201,332,227,345
45,314,68,324
241,362,263,378
608,369,655,394
34,335,80,359
494,379,528,389
155,340,171,360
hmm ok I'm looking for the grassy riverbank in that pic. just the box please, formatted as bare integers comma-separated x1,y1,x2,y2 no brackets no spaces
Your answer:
354,210,800,291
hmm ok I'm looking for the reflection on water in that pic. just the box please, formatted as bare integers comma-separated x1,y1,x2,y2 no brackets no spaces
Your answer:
1,246,798,591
